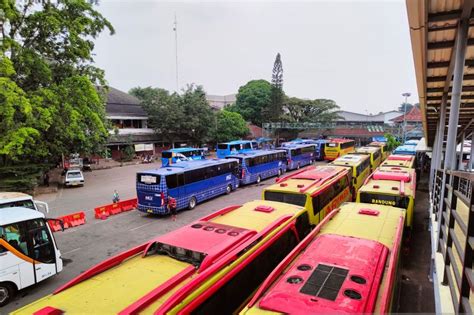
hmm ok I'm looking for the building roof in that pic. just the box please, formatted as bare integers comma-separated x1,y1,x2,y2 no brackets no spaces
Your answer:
104,87,147,117
390,106,422,123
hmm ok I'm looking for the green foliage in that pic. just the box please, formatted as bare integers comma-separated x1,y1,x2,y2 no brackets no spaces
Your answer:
384,133,401,151
210,110,249,143
0,164,52,193
121,137,135,162
0,1,113,166
130,85,214,145
284,97,341,123
267,53,284,122
230,80,272,126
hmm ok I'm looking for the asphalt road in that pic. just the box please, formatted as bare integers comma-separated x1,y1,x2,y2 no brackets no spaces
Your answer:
5,162,326,313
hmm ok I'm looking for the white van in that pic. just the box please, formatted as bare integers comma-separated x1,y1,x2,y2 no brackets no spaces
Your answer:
0,192,49,213
0,207,63,306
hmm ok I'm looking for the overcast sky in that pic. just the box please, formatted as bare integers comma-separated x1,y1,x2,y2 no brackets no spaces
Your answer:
93,0,418,114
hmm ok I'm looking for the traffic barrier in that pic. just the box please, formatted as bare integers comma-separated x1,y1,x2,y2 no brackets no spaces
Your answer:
109,202,122,215
120,198,137,212
48,211,85,232
94,205,110,219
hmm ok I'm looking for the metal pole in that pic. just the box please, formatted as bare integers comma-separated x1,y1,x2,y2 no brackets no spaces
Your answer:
429,123,439,191
458,132,465,170
436,99,447,170
445,19,469,170
470,132,474,171
173,13,179,92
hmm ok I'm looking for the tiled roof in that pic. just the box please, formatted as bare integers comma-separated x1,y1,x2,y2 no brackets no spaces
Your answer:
391,106,422,123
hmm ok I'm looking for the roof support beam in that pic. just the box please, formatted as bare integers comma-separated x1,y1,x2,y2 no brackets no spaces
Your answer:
427,95,474,100
427,74,474,82
445,17,470,170
427,38,474,50
427,59,474,68
428,10,462,22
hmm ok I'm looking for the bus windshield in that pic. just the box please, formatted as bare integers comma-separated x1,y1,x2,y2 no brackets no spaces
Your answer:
217,144,228,150
359,192,409,209
264,191,306,207
162,152,173,158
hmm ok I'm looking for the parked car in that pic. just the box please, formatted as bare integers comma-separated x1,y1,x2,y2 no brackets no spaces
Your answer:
64,169,85,187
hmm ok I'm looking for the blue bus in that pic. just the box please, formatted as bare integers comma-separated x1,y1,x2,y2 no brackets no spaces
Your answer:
216,140,258,159
161,147,205,167
278,143,316,170
393,145,416,155
136,159,239,214
404,139,420,146
314,139,328,160
256,137,275,150
227,150,287,185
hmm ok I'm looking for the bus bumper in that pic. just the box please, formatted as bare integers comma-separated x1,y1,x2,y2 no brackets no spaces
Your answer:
137,204,168,215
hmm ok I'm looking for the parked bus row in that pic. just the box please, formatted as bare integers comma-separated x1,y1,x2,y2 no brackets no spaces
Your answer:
15,166,408,314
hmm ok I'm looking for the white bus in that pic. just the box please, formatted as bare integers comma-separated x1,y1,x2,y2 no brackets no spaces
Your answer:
0,207,63,306
0,192,49,213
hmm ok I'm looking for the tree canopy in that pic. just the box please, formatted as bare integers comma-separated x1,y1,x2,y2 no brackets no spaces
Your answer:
228,79,272,126
210,110,249,143
0,0,114,165
284,97,341,123
130,85,215,146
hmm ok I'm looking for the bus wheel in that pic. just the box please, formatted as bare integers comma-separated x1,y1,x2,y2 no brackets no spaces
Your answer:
188,197,197,210
226,184,232,194
256,175,262,184
278,169,282,176
0,283,15,307
297,163,300,170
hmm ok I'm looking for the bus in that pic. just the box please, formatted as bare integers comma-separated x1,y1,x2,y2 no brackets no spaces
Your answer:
314,139,328,161
379,154,415,170
357,168,416,228
393,145,416,156
404,139,420,146
14,200,312,314
161,148,205,167
278,144,316,170
263,165,352,225
331,154,371,197
0,192,49,213
369,141,389,160
324,139,355,161
217,140,257,159
136,159,239,214
1,207,63,306
350,146,382,172
256,137,275,150
242,202,405,314
227,150,287,185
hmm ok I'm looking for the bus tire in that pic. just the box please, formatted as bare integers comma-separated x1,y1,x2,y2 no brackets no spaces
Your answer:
296,163,300,170
278,169,282,176
188,197,197,210
226,184,232,194
256,175,261,184
0,282,15,307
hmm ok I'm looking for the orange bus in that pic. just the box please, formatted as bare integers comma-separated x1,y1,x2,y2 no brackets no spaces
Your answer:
324,139,355,161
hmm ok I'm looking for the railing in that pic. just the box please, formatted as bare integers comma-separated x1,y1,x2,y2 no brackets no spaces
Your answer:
433,169,474,314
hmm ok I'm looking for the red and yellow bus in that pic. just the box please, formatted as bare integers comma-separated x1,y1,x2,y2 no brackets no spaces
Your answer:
14,200,311,315
369,141,389,160
324,139,356,161
331,154,371,198
241,202,405,314
357,168,416,228
379,154,415,170
263,165,352,225
351,146,383,172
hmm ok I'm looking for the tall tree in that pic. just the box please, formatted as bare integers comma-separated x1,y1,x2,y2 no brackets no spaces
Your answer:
210,110,249,143
0,1,114,164
266,53,284,122
229,80,272,126
284,97,341,123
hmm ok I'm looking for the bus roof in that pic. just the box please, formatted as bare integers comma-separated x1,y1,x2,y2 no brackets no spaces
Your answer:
228,149,286,158
0,192,32,203
387,154,414,161
164,147,204,153
393,145,416,155
221,140,254,145
138,159,238,176
278,143,316,149
268,166,349,196
355,146,380,154
248,202,405,314
359,169,415,197
328,138,353,143
1,207,44,226
332,154,369,166
368,141,386,147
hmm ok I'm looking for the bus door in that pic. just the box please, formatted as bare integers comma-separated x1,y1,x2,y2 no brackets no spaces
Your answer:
27,219,58,282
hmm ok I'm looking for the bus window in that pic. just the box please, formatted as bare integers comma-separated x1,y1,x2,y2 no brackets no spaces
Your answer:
28,219,55,263
1,223,29,255
162,152,173,159
192,228,298,314
264,191,307,207
295,212,311,238
217,144,228,150
137,174,160,185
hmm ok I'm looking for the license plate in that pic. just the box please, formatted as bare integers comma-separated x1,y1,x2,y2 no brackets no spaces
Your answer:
147,209,153,213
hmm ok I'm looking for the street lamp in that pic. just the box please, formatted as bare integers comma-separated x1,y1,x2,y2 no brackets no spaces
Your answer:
402,92,411,142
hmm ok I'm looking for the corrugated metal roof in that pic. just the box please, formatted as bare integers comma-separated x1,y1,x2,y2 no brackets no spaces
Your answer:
406,0,474,146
